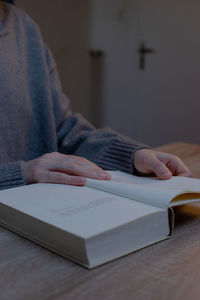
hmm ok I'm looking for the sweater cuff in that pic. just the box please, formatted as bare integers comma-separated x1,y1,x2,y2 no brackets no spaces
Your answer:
0,161,25,190
96,140,150,174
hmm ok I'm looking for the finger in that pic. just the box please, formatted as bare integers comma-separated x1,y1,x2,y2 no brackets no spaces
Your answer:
147,157,172,180
50,160,110,180
42,153,111,180
157,153,192,177
67,166,111,180
36,170,87,186
166,158,192,177
62,162,111,180
178,171,193,177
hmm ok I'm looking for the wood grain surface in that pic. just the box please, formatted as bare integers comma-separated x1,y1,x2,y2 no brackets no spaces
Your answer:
1,142,200,300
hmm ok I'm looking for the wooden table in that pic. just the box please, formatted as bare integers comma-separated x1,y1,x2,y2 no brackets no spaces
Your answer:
1,142,200,300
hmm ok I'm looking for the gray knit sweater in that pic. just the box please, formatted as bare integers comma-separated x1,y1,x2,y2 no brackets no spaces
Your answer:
0,4,147,190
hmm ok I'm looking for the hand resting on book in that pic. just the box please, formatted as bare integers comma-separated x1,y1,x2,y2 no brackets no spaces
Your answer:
133,149,192,180
23,152,111,186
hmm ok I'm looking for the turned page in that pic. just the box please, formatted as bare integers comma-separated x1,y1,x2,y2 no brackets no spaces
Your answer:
86,171,200,209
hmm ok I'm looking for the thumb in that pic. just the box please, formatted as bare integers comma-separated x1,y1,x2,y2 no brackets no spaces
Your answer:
149,158,172,179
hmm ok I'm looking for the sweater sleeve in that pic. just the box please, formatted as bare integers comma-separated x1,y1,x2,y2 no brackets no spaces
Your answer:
0,161,25,190
47,49,150,175
57,114,149,174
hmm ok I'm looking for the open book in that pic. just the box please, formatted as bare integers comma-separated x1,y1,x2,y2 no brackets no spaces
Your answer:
0,171,200,269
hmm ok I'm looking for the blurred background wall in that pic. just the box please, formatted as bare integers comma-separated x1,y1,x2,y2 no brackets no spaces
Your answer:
15,0,200,147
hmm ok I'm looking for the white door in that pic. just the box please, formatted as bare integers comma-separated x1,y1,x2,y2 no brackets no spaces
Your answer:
135,0,200,146
90,0,139,135
91,0,200,146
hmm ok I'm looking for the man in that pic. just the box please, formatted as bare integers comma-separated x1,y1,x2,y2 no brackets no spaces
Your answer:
0,2,191,190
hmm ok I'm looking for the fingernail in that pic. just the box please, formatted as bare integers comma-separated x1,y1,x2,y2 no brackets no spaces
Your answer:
104,172,112,180
76,177,87,185
99,172,112,180
96,172,106,178
160,172,172,179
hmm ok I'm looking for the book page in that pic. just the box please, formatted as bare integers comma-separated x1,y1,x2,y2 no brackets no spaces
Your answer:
0,183,163,239
86,171,200,208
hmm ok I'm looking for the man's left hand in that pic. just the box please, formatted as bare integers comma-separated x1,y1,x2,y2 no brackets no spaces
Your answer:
133,149,192,179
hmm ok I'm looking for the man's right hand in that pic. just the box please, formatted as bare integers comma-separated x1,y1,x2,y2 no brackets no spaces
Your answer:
23,152,111,186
